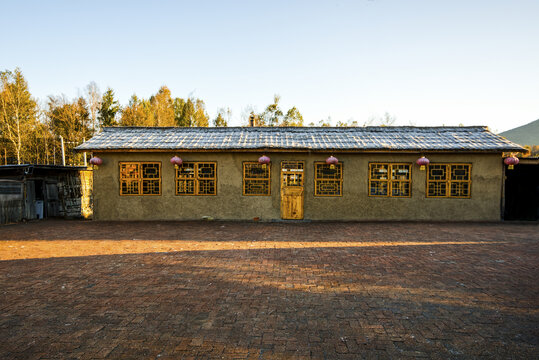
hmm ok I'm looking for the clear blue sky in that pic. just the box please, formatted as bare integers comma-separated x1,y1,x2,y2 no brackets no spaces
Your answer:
2,0,538,132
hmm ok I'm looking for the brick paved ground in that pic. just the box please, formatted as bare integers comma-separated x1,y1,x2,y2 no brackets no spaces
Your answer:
0,220,538,359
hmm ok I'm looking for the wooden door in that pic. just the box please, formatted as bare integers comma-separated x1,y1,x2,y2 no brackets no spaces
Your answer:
280,161,304,219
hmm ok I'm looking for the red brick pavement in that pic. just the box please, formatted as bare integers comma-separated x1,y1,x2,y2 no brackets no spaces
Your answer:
0,220,538,359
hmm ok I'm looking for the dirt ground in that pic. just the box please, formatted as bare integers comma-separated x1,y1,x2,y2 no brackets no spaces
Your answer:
0,220,538,359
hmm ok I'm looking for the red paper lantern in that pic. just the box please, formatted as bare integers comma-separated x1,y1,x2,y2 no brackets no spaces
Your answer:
89,157,102,169
258,155,270,168
170,156,183,169
416,156,430,170
504,156,519,170
326,155,338,169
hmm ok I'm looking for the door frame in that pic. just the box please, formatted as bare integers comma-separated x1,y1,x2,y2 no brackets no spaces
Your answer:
280,160,305,220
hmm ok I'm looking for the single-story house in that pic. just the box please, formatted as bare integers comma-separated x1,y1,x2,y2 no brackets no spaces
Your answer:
75,126,524,221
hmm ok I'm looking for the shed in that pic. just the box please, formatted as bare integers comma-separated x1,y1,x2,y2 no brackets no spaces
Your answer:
0,165,92,224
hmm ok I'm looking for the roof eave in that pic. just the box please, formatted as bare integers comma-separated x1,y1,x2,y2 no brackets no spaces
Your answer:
75,147,525,153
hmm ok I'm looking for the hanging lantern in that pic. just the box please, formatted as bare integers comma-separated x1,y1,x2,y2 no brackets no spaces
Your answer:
89,156,102,169
504,155,519,170
258,155,271,168
326,155,339,169
416,156,430,171
170,156,183,169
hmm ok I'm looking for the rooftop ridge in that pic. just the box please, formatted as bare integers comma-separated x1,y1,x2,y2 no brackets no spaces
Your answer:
102,125,490,130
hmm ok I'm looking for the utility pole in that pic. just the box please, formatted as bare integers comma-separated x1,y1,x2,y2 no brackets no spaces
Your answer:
60,136,66,166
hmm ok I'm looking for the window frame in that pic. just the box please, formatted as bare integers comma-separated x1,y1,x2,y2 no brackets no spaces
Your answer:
175,161,218,196
314,162,343,197
368,162,412,198
426,163,472,199
280,160,305,188
243,161,271,196
119,161,162,196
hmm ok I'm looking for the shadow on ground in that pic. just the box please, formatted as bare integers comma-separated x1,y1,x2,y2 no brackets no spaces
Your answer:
0,220,537,359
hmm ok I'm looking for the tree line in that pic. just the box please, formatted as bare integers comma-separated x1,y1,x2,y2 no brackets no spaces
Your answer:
1,69,312,165
1,68,402,166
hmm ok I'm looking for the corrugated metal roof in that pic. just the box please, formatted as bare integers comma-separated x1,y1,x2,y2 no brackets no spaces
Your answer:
75,126,525,152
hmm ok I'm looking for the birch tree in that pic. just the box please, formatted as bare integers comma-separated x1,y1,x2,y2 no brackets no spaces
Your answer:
282,106,304,126
193,99,209,126
259,94,283,126
150,86,175,126
0,68,38,164
85,81,101,132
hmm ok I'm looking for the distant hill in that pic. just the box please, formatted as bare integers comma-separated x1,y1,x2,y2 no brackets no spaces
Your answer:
500,119,539,146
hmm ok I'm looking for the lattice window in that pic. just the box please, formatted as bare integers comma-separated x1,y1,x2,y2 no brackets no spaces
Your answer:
119,162,161,196
281,161,304,187
427,164,471,198
314,162,342,196
369,163,411,197
176,162,217,195
243,162,271,195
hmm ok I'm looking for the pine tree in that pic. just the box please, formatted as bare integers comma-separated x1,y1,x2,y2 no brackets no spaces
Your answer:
180,98,195,126
173,98,186,126
213,112,227,127
98,88,119,127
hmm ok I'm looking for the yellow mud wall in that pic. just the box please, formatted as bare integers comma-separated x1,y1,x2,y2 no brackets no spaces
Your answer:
92,151,503,221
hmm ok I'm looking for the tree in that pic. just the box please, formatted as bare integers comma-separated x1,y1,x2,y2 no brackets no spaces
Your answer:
213,107,231,127
282,106,304,126
213,113,226,127
213,108,229,127
259,94,283,126
150,86,175,126
47,96,92,165
224,107,232,124
173,97,186,126
23,117,55,165
369,112,396,126
336,119,359,127
180,98,195,126
98,88,120,127
120,95,154,126
193,99,209,126
85,82,101,133
309,117,332,127
0,68,38,164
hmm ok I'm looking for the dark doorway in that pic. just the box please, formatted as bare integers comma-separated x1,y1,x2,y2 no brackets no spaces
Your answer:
504,162,539,220
35,180,44,201
34,180,45,219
